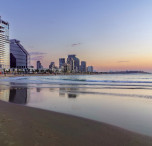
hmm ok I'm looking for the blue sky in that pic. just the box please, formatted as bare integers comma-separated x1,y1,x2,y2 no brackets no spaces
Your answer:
1,0,152,71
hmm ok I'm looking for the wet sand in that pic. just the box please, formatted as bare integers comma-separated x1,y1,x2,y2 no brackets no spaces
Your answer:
0,101,151,146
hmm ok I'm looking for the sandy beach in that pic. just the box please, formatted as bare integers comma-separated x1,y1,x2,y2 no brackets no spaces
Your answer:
1,74,152,145
0,100,151,146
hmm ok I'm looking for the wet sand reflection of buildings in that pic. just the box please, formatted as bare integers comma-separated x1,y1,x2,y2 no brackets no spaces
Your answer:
36,88,41,92
0,88,30,104
0,89,10,102
59,87,80,98
36,87,79,98
9,88,30,104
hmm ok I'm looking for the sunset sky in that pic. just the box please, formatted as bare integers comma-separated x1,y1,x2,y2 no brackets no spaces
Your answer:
1,0,152,72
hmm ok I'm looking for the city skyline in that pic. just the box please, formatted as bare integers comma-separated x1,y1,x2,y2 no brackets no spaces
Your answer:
37,54,93,73
1,0,152,71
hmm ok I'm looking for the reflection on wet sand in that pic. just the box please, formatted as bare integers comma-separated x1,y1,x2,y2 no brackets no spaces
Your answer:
36,88,41,92
9,88,30,104
0,86,79,105
59,87,80,98
0,87,30,104
0,89,10,102
68,94,77,98
1,84,152,136
59,88,66,97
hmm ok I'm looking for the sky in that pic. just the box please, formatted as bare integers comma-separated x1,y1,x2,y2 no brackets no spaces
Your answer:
1,0,152,72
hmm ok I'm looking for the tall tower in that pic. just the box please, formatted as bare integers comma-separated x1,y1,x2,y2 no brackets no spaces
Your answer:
59,58,65,68
67,55,80,72
0,16,10,69
37,61,42,70
81,61,86,72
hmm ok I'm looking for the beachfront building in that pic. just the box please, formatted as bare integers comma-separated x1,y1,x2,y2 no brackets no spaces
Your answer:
62,63,71,73
67,55,80,73
87,66,93,72
59,58,65,68
0,16,10,70
49,62,55,69
10,39,30,69
37,61,43,70
81,61,86,72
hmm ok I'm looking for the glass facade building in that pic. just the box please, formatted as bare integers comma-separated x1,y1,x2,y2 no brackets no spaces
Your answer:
10,39,30,69
81,61,86,72
0,16,10,69
49,62,55,69
37,61,42,70
59,58,65,68
67,55,80,72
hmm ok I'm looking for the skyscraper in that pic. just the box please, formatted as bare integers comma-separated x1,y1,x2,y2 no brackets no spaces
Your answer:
81,61,86,72
59,58,65,68
37,61,42,70
67,55,80,72
49,62,55,69
0,16,10,69
10,39,30,69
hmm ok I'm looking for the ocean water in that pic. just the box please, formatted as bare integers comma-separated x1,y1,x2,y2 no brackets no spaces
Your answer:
0,74,152,136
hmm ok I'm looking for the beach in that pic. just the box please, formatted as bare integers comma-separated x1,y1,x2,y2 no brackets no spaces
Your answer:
0,100,152,146
0,74,152,145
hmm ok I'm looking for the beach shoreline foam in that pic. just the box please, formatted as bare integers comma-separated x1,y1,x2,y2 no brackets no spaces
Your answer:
0,100,152,146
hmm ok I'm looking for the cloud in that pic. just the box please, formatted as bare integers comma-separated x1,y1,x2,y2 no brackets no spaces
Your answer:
30,52,47,55
117,61,130,63
30,52,47,61
30,56,44,61
72,43,81,47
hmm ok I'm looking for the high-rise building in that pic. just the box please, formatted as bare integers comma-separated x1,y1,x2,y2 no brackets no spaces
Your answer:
37,61,42,70
81,61,86,72
0,16,10,69
87,66,93,72
49,62,55,69
59,58,65,68
67,55,80,72
62,63,71,73
10,39,30,69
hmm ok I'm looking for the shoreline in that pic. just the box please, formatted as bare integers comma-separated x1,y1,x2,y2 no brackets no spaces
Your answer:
0,100,152,145
0,71,150,78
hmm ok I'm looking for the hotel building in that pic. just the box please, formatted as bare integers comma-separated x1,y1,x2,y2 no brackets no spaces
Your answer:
0,16,10,69
10,39,30,69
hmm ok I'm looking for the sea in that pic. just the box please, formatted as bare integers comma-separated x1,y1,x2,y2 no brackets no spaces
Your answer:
0,74,152,136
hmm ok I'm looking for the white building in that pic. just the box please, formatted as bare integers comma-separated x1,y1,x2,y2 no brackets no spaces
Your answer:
0,16,10,69
87,66,93,72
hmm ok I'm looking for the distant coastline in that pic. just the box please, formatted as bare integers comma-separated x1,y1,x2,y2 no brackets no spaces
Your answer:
98,70,150,74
